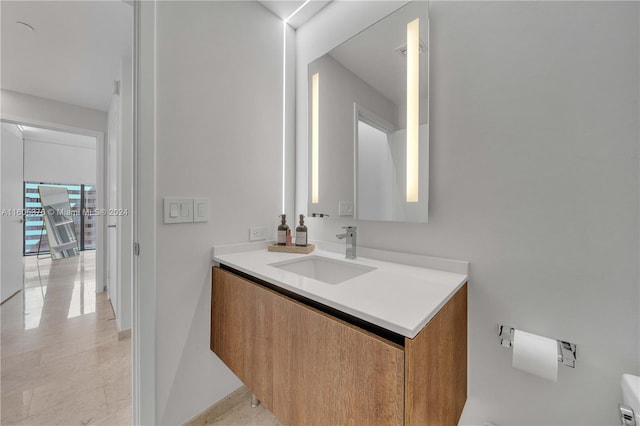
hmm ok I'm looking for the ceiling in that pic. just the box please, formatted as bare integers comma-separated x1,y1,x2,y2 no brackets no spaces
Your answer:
259,1,331,29
1,1,133,112
0,1,326,113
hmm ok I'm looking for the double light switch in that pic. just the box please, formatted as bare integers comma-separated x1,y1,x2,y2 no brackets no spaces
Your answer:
164,198,209,224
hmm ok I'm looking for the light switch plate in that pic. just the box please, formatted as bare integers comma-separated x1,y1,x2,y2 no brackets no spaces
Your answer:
164,198,193,224
339,201,354,216
193,198,209,223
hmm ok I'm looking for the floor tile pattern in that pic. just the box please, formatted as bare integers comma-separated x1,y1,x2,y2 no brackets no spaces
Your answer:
1,252,131,426
209,394,281,426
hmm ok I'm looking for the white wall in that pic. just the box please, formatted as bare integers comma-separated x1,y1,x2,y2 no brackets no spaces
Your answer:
153,2,283,423
284,23,297,221
298,2,640,425
24,139,96,185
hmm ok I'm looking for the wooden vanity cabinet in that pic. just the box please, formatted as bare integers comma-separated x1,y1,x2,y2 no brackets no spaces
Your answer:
271,288,404,426
210,267,275,408
211,266,467,426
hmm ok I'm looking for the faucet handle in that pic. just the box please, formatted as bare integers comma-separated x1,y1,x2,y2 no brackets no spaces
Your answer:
342,226,357,237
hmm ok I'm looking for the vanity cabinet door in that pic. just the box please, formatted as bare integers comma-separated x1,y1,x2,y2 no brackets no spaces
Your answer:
272,295,404,426
405,283,468,426
211,266,466,425
211,267,275,409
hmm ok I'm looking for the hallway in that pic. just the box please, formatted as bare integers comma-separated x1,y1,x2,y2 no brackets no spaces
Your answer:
1,252,131,425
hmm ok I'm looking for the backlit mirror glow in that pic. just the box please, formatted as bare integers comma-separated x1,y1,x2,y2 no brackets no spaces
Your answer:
306,2,429,222
311,72,320,204
406,18,419,203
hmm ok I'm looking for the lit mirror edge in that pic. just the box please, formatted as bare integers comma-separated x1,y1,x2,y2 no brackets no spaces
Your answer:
304,1,430,223
311,72,320,204
406,17,420,204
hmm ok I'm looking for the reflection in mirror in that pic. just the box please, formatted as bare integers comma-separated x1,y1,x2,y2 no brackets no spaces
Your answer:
355,106,396,221
39,185,80,259
308,1,429,223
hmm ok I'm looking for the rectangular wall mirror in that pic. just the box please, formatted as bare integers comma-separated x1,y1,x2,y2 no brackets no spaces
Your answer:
307,1,429,223
39,185,80,259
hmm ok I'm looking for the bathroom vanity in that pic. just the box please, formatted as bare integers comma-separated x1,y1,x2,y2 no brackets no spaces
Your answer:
210,243,468,425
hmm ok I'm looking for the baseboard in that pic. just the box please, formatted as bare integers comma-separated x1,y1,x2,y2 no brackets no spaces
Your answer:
183,386,250,426
118,328,131,340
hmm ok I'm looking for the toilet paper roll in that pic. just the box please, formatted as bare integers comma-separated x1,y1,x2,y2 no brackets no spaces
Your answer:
512,329,558,382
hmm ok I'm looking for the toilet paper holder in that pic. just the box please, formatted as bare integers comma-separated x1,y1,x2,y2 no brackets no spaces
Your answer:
497,324,577,368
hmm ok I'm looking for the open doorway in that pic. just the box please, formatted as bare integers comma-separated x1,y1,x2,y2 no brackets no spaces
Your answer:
0,119,132,425
1,1,134,424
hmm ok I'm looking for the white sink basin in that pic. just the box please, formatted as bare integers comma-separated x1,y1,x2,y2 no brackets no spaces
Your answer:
270,255,376,285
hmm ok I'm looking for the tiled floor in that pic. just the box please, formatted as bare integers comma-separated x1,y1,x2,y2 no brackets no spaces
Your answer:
210,404,280,425
1,252,131,425
209,394,281,426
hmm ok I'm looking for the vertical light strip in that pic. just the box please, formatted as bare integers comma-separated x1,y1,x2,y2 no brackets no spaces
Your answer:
282,22,287,213
311,72,320,204
406,18,420,203
284,0,311,23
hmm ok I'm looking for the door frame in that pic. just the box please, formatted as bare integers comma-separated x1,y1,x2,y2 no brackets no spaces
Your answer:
0,122,25,303
133,1,156,424
0,116,106,294
106,94,120,325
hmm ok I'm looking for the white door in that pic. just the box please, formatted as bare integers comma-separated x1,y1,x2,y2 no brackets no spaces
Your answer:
1,123,24,303
107,100,119,319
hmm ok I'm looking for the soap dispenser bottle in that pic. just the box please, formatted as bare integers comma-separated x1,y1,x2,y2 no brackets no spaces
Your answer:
277,214,289,246
295,214,308,247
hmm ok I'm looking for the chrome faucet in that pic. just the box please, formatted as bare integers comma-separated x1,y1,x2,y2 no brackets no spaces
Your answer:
336,226,357,259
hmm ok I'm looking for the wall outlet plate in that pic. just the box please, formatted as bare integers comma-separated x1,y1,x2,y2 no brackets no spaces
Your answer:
193,198,209,223
339,201,354,216
249,226,267,241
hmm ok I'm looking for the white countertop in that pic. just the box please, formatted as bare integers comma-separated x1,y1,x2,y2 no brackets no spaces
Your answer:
211,242,468,339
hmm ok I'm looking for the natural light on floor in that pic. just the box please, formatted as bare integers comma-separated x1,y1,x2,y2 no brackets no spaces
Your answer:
22,251,98,329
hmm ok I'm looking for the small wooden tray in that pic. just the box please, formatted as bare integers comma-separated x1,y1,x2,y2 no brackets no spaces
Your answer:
268,243,315,254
